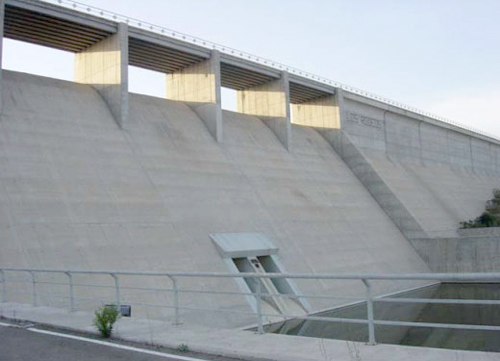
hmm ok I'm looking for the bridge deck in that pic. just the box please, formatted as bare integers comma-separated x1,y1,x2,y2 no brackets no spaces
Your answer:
3,0,333,104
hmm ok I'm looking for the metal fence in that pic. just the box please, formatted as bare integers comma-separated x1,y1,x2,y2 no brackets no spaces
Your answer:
1,268,500,344
34,0,500,142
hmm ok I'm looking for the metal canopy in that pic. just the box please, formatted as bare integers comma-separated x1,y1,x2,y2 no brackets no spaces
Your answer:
4,4,113,52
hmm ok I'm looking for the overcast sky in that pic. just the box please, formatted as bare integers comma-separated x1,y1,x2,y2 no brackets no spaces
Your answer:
3,0,499,137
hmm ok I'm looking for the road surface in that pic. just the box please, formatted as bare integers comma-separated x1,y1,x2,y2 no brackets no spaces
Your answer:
0,322,252,361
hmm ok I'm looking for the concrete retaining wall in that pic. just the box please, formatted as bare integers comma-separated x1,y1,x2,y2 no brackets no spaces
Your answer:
412,236,500,272
458,227,500,237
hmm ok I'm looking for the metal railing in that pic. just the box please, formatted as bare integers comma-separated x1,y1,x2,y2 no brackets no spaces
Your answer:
1,268,500,345
33,0,500,142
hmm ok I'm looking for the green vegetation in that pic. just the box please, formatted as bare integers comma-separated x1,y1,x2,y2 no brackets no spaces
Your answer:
177,343,190,352
460,189,500,229
93,305,121,338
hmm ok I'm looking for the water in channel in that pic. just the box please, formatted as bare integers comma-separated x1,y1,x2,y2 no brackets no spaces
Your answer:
266,283,500,352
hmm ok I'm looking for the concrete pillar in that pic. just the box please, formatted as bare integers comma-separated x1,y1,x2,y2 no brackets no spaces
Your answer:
0,0,4,115
292,95,338,128
74,23,129,129
237,71,291,151
293,90,344,155
166,50,222,143
292,94,340,147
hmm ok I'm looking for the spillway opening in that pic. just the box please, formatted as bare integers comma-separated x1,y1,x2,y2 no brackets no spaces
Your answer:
210,232,309,317
264,283,500,352
221,87,237,111
129,66,165,98
232,255,306,316
2,39,73,81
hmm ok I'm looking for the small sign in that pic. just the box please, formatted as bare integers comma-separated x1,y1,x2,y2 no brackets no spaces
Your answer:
119,305,131,317
105,304,131,317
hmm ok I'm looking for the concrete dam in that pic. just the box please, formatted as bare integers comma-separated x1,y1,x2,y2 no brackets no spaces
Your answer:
1,0,499,330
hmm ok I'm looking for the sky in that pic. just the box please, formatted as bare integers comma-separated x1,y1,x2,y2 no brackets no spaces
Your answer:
3,0,500,137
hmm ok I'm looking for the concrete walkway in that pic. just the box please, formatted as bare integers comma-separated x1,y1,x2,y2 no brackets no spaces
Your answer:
0,303,497,361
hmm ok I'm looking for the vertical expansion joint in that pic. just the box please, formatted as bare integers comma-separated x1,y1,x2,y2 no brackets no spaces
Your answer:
418,121,424,165
383,110,390,160
211,49,223,143
65,272,75,313
446,129,452,166
0,270,6,303
336,88,347,124
168,276,181,325
336,88,348,156
281,71,292,152
29,271,37,307
0,0,5,115
118,22,130,130
469,136,476,174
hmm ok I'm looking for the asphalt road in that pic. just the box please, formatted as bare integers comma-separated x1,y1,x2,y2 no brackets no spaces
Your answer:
0,324,229,361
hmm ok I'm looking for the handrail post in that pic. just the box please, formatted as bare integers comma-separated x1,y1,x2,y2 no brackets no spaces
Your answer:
65,272,75,312
167,276,180,325
0,270,6,303
362,279,376,345
29,271,37,307
110,273,120,309
254,277,264,334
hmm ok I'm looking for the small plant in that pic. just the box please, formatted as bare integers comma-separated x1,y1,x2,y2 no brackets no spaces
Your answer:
177,343,189,353
93,305,120,338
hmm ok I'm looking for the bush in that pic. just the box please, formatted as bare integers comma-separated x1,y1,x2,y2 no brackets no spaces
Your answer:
93,305,120,338
459,189,500,229
460,212,500,229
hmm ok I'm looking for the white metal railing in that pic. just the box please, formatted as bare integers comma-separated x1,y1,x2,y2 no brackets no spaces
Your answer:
34,0,500,142
1,268,500,345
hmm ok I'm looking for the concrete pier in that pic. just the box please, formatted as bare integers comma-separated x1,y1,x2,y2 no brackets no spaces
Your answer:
74,23,129,129
292,95,338,128
292,93,341,153
166,50,222,142
237,71,291,150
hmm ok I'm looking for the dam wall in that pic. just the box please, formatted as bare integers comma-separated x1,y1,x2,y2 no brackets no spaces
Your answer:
337,92,500,239
0,70,430,327
1,0,499,327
